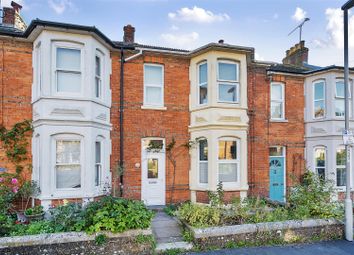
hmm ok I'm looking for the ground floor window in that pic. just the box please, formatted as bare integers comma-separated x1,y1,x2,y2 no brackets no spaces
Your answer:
55,139,81,189
95,141,102,186
314,147,326,180
199,139,208,184
218,138,238,183
336,147,346,187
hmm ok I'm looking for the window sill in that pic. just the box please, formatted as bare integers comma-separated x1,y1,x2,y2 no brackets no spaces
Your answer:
270,119,288,123
141,105,167,111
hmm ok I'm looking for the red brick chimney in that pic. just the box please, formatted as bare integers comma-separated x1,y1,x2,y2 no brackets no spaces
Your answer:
2,1,26,31
282,40,309,67
123,24,135,44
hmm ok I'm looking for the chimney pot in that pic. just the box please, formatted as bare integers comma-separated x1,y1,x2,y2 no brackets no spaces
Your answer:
282,41,308,67
123,24,135,44
218,39,224,44
11,1,22,13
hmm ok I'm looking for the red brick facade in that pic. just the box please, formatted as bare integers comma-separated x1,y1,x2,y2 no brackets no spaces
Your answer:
111,52,191,203
0,39,33,178
248,64,305,198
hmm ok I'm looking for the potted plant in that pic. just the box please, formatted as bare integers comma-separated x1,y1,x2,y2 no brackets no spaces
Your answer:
15,180,40,222
24,205,44,221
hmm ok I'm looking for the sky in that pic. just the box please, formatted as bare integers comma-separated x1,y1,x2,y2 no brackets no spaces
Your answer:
3,0,354,66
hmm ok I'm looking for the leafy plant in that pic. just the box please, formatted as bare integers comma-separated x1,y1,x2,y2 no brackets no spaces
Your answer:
0,174,19,214
49,203,85,232
207,182,224,207
95,233,107,246
16,180,40,211
24,205,43,216
178,202,221,228
81,196,154,234
164,204,177,217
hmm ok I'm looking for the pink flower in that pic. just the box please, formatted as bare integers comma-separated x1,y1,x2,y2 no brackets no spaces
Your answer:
12,187,18,193
11,178,18,185
0,177,4,183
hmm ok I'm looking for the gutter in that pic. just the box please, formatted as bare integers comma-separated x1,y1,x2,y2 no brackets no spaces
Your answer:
119,47,125,196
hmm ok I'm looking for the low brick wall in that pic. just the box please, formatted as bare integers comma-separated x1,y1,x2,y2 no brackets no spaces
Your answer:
183,219,344,249
0,229,154,255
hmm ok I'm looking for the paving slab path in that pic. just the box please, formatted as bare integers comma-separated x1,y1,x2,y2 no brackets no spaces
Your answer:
151,210,193,252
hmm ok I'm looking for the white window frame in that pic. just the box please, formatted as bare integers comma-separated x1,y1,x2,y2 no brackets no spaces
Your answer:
217,60,240,103
217,137,240,186
313,80,326,119
95,138,103,187
52,134,84,193
143,63,164,107
52,41,84,97
270,82,285,120
313,146,326,180
334,78,351,118
198,61,208,105
336,146,348,187
95,50,104,99
198,138,208,185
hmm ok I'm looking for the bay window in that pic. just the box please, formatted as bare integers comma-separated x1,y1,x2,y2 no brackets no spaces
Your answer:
144,64,164,107
271,83,285,120
55,140,81,189
198,62,208,105
218,139,239,183
55,46,82,93
313,81,325,119
198,139,208,184
217,61,239,103
314,147,326,180
336,147,346,187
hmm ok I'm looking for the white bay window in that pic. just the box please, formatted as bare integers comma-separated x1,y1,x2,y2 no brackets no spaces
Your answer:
55,139,81,189
95,53,102,98
217,61,239,103
218,139,239,183
313,81,325,119
95,140,102,186
198,62,208,105
314,147,326,180
198,139,208,184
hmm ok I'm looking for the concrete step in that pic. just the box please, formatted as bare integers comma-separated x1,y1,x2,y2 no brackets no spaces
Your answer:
155,241,193,253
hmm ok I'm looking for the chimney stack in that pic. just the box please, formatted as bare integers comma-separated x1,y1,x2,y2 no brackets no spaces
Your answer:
218,39,224,44
123,24,135,44
2,1,26,31
282,40,309,67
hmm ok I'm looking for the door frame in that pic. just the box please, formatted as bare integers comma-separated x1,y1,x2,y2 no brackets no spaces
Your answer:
141,137,166,206
269,146,286,201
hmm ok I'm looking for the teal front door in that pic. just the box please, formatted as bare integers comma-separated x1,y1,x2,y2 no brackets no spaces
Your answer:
269,157,285,202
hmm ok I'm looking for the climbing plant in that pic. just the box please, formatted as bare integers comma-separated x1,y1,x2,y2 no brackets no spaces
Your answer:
0,120,33,175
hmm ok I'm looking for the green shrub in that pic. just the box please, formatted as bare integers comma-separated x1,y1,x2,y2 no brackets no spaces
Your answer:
178,202,221,227
288,171,343,220
49,203,85,232
164,204,178,217
10,221,54,236
82,196,154,234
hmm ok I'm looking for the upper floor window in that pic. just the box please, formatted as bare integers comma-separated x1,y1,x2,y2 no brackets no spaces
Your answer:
55,46,82,94
55,139,81,189
144,64,164,107
314,147,326,180
313,81,325,119
270,83,285,120
198,139,208,184
95,53,102,98
218,138,239,183
217,61,239,103
336,146,346,187
335,79,351,117
198,62,208,105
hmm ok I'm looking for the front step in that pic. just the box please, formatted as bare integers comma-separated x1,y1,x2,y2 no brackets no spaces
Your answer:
155,241,193,253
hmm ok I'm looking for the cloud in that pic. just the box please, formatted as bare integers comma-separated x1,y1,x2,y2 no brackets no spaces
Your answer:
168,6,230,23
48,0,73,14
170,25,179,31
292,7,306,22
273,13,279,20
324,8,354,49
161,32,199,49
255,53,264,61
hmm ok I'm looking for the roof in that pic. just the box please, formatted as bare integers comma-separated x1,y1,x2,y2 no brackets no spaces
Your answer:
113,42,189,53
189,42,254,57
267,63,354,75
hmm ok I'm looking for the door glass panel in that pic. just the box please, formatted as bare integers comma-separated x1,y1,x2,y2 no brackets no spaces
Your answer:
148,158,158,179
269,147,284,157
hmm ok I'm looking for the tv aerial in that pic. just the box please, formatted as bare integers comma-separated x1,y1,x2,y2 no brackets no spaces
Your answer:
288,18,310,43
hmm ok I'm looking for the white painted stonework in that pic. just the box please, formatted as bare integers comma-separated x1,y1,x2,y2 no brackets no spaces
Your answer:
189,50,249,200
31,30,112,205
304,70,354,194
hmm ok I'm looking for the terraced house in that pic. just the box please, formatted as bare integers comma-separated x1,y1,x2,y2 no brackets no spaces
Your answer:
0,2,352,209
